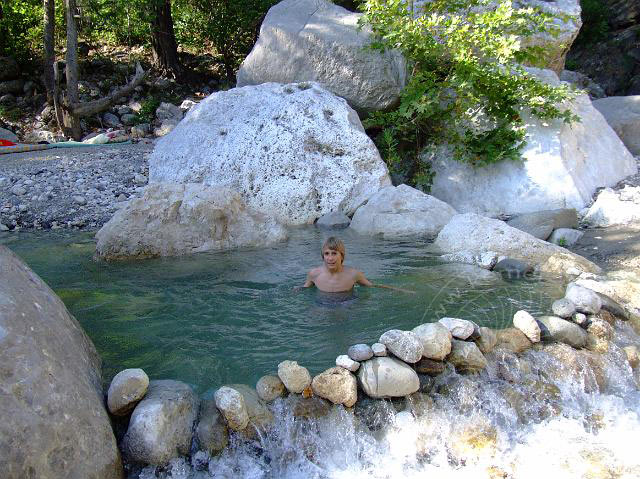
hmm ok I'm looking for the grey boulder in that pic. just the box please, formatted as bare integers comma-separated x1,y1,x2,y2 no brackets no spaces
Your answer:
565,283,602,314
316,211,351,229
107,368,149,416
379,329,423,363
411,322,452,361
552,298,577,318
446,340,488,373
357,357,420,398
506,209,578,240
537,315,588,349
347,343,374,362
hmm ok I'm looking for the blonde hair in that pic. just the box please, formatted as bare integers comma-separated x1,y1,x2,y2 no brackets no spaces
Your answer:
322,236,345,261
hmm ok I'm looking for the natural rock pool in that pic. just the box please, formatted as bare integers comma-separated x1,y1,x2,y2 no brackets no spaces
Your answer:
3,227,563,394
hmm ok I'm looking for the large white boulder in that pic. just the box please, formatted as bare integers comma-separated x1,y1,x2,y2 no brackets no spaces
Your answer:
428,69,637,217
582,186,640,227
149,82,391,225
95,184,288,259
236,0,406,113
434,213,600,274
349,184,457,238
592,95,640,155
357,357,420,398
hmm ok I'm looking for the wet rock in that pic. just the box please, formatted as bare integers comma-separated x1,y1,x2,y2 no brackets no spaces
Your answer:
107,368,149,416
447,339,488,373
379,329,423,363
372,342,387,356
438,317,475,340
537,315,588,349
278,360,312,393
123,379,198,465
411,322,452,360
311,367,358,407
493,258,533,279
358,357,420,398
439,250,499,270
291,396,331,418
548,228,584,247
624,345,639,369
414,358,446,376
255,375,285,402
214,386,249,431
195,399,228,454
542,343,606,393
513,310,541,343
552,298,577,318
227,384,274,438
316,211,351,229
336,354,360,372
0,246,122,478
595,291,629,320
347,344,373,361
475,326,498,354
565,283,602,314
495,328,533,354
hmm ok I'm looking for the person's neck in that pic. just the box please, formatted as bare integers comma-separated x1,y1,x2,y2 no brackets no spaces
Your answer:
325,264,344,274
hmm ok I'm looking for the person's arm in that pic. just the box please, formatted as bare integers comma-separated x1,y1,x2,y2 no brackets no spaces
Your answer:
294,271,315,292
356,271,415,294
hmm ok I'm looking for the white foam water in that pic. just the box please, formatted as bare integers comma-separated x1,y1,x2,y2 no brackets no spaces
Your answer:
134,322,640,479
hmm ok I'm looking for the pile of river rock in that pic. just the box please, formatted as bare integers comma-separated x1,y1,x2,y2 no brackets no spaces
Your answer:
103,277,639,468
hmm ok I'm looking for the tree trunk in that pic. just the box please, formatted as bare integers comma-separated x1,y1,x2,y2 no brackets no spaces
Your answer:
63,0,82,140
150,0,183,78
43,0,55,104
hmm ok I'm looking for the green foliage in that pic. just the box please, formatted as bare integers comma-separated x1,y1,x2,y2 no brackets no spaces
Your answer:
134,96,162,124
360,0,578,189
0,105,25,122
0,0,45,61
573,0,610,46
557,237,567,247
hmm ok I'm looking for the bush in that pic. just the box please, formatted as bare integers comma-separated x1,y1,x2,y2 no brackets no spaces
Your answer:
573,0,610,46
0,0,44,62
360,0,578,189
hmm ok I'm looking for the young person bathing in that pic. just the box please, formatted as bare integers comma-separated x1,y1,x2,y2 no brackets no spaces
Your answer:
299,237,415,294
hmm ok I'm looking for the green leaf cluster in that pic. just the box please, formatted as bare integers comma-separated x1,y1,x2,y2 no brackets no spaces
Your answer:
360,0,579,189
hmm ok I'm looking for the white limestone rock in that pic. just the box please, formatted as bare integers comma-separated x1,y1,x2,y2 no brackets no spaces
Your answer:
438,317,475,340
592,95,640,155
107,368,149,416
548,228,584,247
149,82,391,225
512,310,541,343
336,354,360,372
371,343,387,356
277,360,312,393
357,357,420,398
565,283,602,315
95,184,288,259
428,69,637,217
411,322,452,361
582,186,640,228
236,0,406,113
434,213,600,275
311,367,358,407
379,329,424,363
214,386,249,431
446,340,488,374
349,184,457,239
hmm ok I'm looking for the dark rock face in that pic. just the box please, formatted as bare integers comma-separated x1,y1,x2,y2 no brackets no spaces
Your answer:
603,0,640,30
0,245,123,479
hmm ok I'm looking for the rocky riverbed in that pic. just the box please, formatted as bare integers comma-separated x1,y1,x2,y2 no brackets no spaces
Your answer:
0,142,153,230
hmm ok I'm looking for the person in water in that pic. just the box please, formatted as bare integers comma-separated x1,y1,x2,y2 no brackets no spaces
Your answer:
299,236,414,294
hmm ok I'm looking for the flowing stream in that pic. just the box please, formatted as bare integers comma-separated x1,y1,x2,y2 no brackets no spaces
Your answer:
4,228,639,478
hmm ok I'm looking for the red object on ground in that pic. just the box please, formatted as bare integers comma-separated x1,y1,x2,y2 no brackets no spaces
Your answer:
0,139,16,146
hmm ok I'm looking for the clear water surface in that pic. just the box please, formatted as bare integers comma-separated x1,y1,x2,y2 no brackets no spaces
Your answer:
2,227,565,395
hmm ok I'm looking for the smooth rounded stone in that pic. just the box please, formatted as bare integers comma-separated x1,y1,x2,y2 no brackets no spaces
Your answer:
0,246,122,478
414,358,446,377
495,328,533,354
428,68,637,218
552,298,577,318
316,211,351,229
123,380,198,465
357,357,420,398
107,368,149,416
311,367,358,407
237,0,406,113
493,258,534,279
438,317,475,340
592,95,640,155
347,344,373,362
512,310,541,343
623,345,639,369
95,183,288,259
255,375,285,402
548,228,584,247
565,283,602,314
573,312,588,327
227,384,274,438
507,208,578,240
336,354,360,372
155,102,183,122
349,184,457,239
214,386,249,431
411,322,452,360
371,342,387,356
446,339,488,374
195,399,228,454
582,186,640,227
149,82,391,226
475,327,498,354
379,329,423,363
278,360,312,393
537,315,588,349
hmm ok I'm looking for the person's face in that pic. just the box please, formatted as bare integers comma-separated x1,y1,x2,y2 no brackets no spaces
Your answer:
322,247,343,271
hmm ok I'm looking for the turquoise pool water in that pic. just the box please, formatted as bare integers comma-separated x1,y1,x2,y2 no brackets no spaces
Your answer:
2,228,564,394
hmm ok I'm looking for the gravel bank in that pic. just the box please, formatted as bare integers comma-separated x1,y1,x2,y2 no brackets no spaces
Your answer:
0,142,153,231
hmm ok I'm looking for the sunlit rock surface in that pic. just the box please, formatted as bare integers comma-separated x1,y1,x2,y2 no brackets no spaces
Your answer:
149,82,391,225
